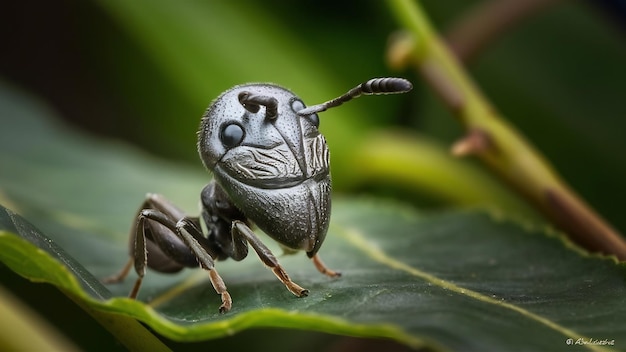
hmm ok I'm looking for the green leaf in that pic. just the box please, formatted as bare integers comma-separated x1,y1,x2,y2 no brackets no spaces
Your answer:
0,83,624,351
2,202,626,351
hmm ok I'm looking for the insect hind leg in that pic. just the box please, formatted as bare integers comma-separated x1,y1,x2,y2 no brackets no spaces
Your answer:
103,193,233,313
311,254,341,278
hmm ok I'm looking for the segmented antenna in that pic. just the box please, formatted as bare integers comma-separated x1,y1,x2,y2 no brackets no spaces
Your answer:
238,92,279,119
297,77,412,116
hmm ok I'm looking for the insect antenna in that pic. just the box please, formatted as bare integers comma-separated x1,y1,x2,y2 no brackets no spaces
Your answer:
296,77,412,116
238,92,279,119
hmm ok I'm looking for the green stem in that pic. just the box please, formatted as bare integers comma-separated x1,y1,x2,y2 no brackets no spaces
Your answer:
387,0,626,259
346,130,536,217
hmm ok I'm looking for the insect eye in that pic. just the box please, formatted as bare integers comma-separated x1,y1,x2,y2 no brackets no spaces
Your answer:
291,99,305,113
291,100,319,128
220,123,245,148
307,114,320,128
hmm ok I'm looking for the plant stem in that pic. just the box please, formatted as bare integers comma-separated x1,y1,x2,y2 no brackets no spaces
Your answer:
387,0,626,260
348,130,536,216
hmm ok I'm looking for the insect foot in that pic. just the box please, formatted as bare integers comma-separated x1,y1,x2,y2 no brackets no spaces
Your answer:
271,265,309,297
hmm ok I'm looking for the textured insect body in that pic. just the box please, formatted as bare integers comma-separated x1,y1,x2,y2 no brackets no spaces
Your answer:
198,84,331,256
104,77,412,313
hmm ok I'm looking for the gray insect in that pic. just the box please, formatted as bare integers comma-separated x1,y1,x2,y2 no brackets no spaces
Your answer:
104,77,412,313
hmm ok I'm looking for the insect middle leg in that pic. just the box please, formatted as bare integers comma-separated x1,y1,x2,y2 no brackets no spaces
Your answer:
231,220,309,297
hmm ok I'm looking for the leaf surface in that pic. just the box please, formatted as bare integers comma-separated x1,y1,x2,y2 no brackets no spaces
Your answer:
0,85,624,352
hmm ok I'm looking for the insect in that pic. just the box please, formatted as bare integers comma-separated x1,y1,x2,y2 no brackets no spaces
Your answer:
104,77,412,313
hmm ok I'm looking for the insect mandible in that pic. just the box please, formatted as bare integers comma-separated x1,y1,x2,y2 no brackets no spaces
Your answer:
104,77,412,313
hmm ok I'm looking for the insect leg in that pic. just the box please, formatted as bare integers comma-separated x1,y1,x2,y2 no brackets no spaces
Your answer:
208,268,232,313
102,257,134,284
103,194,188,286
142,212,234,312
231,220,308,297
175,218,232,313
106,203,233,313
311,254,341,278
107,209,157,300
127,209,178,299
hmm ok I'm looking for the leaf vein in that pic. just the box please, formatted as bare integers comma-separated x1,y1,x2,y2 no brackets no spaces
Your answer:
334,224,616,352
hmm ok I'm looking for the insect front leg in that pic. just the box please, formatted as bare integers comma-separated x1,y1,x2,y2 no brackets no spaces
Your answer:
231,220,308,297
175,217,232,313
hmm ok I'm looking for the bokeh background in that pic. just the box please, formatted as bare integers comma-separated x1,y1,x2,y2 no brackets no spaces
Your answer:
1,0,625,350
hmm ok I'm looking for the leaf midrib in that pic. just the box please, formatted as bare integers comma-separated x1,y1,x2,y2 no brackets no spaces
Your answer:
332,222,615,352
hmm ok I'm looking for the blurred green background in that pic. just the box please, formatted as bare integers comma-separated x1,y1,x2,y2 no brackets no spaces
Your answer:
1,0,625,350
